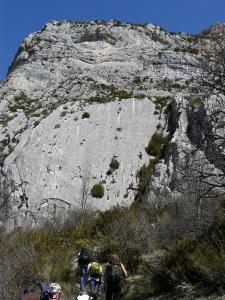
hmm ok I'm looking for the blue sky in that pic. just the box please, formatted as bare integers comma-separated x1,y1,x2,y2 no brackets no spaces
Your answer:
1,0,225,80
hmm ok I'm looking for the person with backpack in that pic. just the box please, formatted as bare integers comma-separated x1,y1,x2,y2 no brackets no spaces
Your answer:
18,283,54,300
38,283,54,300
86,260,103,299
77,247,92,291
104,253,128,300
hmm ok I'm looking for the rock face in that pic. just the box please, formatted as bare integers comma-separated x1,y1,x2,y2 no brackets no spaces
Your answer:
0,20,224,227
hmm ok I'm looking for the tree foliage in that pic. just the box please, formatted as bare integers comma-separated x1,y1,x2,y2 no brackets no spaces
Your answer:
197,37,225,95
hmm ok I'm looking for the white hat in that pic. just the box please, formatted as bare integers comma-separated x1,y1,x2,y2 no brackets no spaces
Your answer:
49,283,61,293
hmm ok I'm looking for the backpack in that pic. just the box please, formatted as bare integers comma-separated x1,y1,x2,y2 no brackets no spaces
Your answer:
38,283,53,300
90,262,101,277
78,248,91,265
107,262,122,283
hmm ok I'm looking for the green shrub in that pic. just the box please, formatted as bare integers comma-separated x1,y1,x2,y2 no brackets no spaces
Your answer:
147,221,225,296
218,121,225,129
106,169,113,176
60,111,67,117
186,97,204,106
96,206,150,273
136,130,171,198
111,88,133,99
174,47,181,52
174,46,199,55
100,84,133,100
97,84,132,99
0,113,12,126
187,36,198,43
33,120,40,127
109,158,120,171
95,206,126,236
9,92,41,118
82,112,90,119
146,132,169,157
88,84,133,103
54,124,60,129
8,104,21,112
156,123,162,130
133,76,142,84
188,47,199,55
134,93,146,99
137,159,157,195
91,183,104,198
154,96,171,114
14,92,30,102
88,95,106,103
155,78,174,92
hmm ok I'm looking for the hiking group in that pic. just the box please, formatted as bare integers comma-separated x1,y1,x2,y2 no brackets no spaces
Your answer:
77,247,128,300
18,248,127,300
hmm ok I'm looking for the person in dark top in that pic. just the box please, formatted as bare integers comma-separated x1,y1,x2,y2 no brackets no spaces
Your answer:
18,283,53,300
104,253,128,300
77,247,91,291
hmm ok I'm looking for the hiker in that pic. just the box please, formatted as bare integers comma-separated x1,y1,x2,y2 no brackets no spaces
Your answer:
49,283,61,299
17,288,29,300
38,283,54,300
18,283,54,300
77,247,92,291
104,253,128,300
86,260,103,299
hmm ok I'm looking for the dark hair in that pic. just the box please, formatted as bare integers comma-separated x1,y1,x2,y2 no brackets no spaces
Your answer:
109,253,120,262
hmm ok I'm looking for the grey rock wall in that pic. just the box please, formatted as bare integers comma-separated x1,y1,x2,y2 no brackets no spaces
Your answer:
0,20,223,227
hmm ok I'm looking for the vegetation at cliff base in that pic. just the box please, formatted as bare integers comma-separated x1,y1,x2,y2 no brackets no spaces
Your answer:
1,195,225,299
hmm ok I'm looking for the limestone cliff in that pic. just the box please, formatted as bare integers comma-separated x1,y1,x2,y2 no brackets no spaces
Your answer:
0,20,223,227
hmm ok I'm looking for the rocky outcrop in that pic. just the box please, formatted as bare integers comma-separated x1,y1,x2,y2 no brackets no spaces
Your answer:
0,19,224,227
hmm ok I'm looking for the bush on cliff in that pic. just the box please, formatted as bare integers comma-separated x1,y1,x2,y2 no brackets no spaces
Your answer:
91,183,104,198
